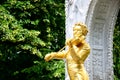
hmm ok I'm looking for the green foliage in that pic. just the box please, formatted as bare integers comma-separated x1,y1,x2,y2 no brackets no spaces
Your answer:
0,5,44,60
0,0,65,80
113,11,120,80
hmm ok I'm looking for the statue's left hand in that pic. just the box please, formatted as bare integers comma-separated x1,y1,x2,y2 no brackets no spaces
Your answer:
66,38,73,47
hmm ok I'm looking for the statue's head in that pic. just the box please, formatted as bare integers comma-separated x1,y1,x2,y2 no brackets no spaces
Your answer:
73,22,88,38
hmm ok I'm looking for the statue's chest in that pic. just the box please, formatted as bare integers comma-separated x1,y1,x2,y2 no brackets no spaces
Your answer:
65,46,82,61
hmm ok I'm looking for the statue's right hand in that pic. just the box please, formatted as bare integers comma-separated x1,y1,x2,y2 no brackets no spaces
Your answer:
44,53,53,61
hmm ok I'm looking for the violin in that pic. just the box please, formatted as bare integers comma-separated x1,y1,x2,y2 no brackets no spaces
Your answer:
68,36,85,46
58,36,85,52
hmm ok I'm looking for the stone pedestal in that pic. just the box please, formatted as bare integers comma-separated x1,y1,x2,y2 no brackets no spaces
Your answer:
65,0,120,80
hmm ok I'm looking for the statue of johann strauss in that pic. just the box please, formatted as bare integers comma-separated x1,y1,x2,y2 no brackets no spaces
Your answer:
44,22,90,80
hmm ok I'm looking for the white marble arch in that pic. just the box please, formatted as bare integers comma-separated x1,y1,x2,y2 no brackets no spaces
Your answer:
65,0,120,80
85,0,120,80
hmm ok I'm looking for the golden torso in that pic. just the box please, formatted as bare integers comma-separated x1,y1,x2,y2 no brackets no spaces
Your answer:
65,43,89,80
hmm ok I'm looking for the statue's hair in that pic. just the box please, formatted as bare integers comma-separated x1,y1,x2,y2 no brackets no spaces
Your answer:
74,22,88,36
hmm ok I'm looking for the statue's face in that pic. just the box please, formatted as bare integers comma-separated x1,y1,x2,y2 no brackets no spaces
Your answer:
73,26,82,38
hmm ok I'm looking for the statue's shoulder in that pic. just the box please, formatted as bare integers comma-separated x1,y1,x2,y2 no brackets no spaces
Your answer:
83,42,90,50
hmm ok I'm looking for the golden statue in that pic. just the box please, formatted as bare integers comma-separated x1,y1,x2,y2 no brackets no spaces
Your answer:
44,22,90,80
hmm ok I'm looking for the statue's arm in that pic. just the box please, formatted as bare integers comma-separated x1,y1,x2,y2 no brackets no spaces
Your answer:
77,44,90,62
44,51,66,61
52,51,67,59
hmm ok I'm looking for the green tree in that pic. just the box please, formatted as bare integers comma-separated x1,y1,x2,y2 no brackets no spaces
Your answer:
113,10,120,80
0,0,65,80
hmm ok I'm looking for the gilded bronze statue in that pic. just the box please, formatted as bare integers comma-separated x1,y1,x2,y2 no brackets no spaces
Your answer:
44,22,90,80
